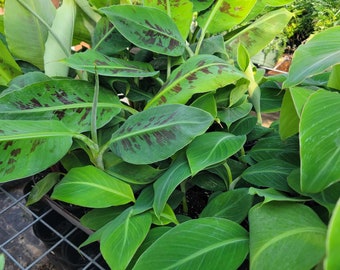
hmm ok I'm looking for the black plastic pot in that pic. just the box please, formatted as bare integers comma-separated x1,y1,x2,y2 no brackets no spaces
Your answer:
59,229,108,269
33,210,74,247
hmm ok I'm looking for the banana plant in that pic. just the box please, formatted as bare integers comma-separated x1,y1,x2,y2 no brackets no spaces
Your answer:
1,1,339,270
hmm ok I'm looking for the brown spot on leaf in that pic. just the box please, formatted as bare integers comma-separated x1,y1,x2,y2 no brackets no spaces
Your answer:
121,138,135,153
31,98,43,107
173,84,182,93
141,134,152,146
78,108,91,124
153,130,176,146
219,1,241,18
54,110,66,120
4,141,13,150
11,148,21,157
5,166,15,174
53,89,73,105
8,158,15,165
187,73,197,82
30,140,43,153
197,60,206,67
160,96,167,103
16,101,31,110
201,67,213,74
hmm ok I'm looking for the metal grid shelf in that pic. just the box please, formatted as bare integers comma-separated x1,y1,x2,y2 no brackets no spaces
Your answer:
0,181,109,270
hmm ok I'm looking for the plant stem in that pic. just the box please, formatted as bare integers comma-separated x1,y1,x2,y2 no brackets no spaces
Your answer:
223,162,233,190
229,176,241,190
185,42,194,57
180,181,188,215
167,56,171,80
195,0,223,55
91,69,99,145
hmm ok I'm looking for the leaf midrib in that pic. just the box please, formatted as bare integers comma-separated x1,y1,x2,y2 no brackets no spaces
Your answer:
0,103,120,113
251,226,326,264
58,181,132,200
164,237,248,270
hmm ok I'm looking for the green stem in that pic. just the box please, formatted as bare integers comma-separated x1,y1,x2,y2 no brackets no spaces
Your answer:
72,134,104,170
223,162,233,189
91,69,99,144
185,42,194,57
180,181,188,215
167,56,171,80
195,0,223,55
229,176,241,190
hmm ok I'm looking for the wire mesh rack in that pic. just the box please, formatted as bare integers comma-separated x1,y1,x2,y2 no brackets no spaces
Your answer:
0,180,109,270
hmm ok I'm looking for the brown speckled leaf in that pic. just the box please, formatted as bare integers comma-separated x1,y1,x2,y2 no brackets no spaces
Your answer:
100,5,186,56
0,120,73,182
146,55,245,108
0,79,121,133
110,104,214,164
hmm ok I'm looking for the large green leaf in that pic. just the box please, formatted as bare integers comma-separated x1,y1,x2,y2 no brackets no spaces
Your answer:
144,0,193,39
200,188,253,223
109,104,214,164
133,217,249,270
198,0,256,34
153,153,191,217
146,55,245,108
187,132,246,175
64,50,159,77
324,198,340,270
51,165,135,207
0,120,73,182
248,134,299,165
300,90,340,193
4,0,56,69
0,79,121,133
225,8,293,58
249,202,327,270
0,40,22,85
242,159,296,192
284,26,340,88
279,87,314,140
101,212,152,270
100,5,185,56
